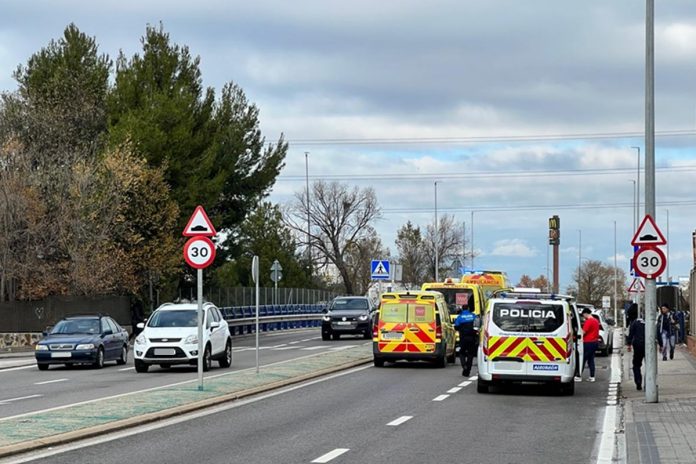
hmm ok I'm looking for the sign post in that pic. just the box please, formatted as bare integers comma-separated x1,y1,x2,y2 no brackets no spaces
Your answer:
252,255,260,374
182,206,216,391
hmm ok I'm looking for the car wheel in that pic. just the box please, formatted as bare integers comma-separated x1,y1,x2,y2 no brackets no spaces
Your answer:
218,340,232,368
37,363,49,371
477,378,489,394
332,333,340,340
92,347,105,369
116,345,128,365
363,330,371,340
373,356,385,367
202,345,212,372
322,332,330,341
135,359,149,373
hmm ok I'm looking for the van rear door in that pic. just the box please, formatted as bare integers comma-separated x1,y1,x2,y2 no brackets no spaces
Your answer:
377,302,436,354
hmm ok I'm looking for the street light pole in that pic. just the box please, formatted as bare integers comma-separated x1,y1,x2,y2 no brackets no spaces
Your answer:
665,208,670,282
614,221,618,323
578,230,582,299
644,0,658,403
471,210,475,269
305,152,311,279
632,146,641,219
434,181,439,281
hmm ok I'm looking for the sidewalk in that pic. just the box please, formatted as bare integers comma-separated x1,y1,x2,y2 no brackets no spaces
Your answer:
622,341,696,463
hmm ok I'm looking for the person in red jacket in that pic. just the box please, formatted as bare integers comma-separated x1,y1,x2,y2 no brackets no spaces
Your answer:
575,308,600,382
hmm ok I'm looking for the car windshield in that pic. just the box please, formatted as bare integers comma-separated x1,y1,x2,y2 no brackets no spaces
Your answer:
422,287,473,315
147,310,198,328
492,303,564,333
51,319,100,335
330,298,369,311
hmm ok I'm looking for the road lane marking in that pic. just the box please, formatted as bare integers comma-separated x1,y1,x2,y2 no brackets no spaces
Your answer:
0,394,42,405
301,339,313,342
597,352,622,463
4,365,373,463
34,378,68,385
301,346,325,351
312,448,349,463
0,365,35,374
387,415,413,427
119,367,135,372
273,347,299,350
433,394,449,401
468,376,477,380
289,341,300,344
458,381,472,387
447,387,462,394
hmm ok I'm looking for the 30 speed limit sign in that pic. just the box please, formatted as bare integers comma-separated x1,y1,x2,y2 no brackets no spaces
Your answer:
633,246,666,279
183,237,216,269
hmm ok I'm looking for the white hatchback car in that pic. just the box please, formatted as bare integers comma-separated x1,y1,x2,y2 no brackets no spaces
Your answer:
134,302,232,373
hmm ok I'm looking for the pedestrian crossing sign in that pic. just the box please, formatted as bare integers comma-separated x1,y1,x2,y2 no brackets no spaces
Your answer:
371,260,390,280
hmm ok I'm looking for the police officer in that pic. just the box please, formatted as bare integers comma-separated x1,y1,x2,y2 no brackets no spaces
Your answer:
454,300,479,377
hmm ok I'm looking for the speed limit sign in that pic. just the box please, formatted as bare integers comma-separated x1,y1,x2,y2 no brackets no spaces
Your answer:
183,236,216,269
633,246,666,279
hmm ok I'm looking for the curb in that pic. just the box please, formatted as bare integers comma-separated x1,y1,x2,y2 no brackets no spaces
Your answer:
0,355,371,459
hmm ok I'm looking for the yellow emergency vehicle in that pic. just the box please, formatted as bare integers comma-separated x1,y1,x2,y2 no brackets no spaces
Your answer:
372,291,456,367
461,271,510,301
421,278,485,317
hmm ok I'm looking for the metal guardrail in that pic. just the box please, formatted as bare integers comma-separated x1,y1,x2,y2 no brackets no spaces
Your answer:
220,304,326,335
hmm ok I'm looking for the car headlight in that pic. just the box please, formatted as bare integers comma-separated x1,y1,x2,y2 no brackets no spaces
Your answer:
35,344,48,351
322,315,331,322
76,343,95,350
184,334,198,344
359,314,368,321
135,334,146,345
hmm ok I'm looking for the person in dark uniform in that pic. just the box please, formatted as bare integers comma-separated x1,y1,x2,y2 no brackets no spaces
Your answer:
454,302,479,377
626,317,646,390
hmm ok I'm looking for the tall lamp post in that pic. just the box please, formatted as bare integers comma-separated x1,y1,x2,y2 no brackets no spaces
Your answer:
434,181,439,281
631,146,641,219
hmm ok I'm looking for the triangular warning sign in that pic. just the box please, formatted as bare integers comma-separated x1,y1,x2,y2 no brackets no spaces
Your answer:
183,205,217,237
627,278,645,293
631,214,666,246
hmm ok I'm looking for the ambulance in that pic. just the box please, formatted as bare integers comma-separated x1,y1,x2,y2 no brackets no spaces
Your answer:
460,271,510,301
372,291,456,368
477,291,584,395
420,278,485,316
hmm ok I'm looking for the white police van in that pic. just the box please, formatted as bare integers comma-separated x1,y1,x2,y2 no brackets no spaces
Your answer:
477,291,584,395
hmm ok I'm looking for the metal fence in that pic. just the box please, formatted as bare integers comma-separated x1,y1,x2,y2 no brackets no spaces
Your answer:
170,287,338,308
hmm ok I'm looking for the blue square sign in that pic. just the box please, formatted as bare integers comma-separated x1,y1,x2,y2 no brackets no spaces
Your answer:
371,260,390,280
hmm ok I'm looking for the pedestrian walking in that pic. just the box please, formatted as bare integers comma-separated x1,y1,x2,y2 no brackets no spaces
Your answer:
625,303,638,344
454,304,479,377
675,308,686,345
657,304,676,361
626,317,646,390
576,308,599,382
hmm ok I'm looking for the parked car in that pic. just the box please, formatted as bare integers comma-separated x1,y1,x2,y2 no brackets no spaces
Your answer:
577,304,615,356
322,296,376,340
133,302,231,373
35,315,129,370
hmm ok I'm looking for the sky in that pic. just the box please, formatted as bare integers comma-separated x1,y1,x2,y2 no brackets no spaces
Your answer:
1,1,695,293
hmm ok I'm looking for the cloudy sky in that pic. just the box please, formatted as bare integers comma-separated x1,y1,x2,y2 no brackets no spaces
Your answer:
2,1,695,293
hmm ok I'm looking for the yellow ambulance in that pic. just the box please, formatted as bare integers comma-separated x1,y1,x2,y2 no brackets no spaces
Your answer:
461,271,510,301
372,291,456,368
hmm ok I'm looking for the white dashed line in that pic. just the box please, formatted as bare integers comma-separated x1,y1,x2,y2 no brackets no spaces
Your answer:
289,341,300,344
273,347,299,350
469,376,477,380
433,394,449,401
312,448,350,463
447,387,462,394
387,415,413,426
119,367,135,371
301,346,325,351
458,381,472,387
34,378,68,385
0,394,42,405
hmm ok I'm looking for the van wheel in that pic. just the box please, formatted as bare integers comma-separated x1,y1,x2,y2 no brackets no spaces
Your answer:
477,378,489,394
560,381,575,396
135,360,149,373
363,330,371,340
435,354,446,368
373,357,385,367
447,347,456,364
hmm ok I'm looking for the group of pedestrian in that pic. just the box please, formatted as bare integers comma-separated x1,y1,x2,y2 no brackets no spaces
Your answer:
626,303,684,390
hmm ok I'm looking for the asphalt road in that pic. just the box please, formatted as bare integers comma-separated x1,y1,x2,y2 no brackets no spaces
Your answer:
0,328,369,418
11,352,617,464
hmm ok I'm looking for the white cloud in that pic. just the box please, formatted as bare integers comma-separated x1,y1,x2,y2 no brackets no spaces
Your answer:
490,239,537,258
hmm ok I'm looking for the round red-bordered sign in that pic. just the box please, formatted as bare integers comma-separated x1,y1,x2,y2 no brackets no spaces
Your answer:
183,236,216,269
633,246,666,279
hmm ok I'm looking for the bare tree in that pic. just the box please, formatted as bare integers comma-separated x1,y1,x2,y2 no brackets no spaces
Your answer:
285,181,381,294
424,214,467,281
517,274,551,292
566,259,627,306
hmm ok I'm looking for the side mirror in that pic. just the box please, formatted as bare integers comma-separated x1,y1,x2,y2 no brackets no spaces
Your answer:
102,329,113,337
136,322,145,329
210,321,221,329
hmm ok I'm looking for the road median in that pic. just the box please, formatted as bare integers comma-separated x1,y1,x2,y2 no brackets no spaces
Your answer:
0,344,371,459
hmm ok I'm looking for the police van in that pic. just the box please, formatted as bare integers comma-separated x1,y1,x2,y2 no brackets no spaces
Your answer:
477,291,584,395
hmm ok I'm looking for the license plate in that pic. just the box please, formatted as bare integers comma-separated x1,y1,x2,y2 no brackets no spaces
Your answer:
51,352,71,358
336,321,352,326
382,332,402,340
154,348,176,356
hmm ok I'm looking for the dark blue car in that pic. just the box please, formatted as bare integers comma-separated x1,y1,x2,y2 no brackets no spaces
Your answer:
35,315,129,370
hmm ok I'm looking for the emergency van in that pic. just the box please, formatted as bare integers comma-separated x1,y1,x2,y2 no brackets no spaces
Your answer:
372,291,456,368
461,271,510,301
420,278,485,316
477,291,584,395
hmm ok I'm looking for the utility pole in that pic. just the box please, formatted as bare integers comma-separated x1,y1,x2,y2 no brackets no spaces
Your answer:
644,0,658,403
434,181,439,281
614,221,618,323
305,152,311,279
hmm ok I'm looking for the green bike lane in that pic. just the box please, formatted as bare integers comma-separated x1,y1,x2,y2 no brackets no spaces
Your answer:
0,344,371,458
